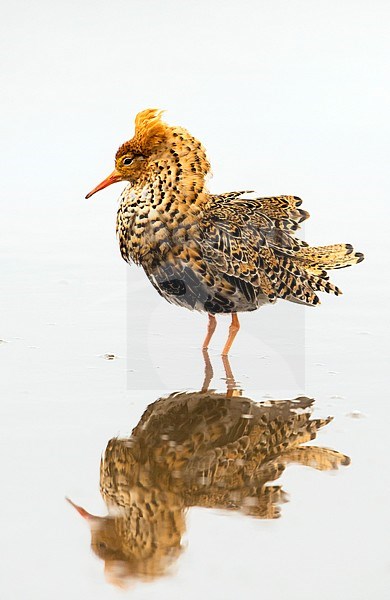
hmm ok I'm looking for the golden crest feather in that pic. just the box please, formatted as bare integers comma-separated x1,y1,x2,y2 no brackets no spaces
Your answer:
133,108,167,155
116,108,167,157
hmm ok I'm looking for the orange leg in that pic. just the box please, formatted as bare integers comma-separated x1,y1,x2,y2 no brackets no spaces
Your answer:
221,313,240,356
202,314,217,350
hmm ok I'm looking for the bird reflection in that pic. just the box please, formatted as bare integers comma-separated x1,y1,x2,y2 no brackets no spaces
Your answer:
67,353,350,586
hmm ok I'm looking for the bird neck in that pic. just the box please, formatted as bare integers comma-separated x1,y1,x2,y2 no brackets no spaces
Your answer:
120,126,211,214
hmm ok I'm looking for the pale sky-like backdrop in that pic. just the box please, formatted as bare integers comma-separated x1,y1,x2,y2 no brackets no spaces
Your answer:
1,2,389,599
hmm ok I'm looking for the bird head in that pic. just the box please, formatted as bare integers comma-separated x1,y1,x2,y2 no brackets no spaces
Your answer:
66,495,184,586
85,109,167,198
66,497,128,562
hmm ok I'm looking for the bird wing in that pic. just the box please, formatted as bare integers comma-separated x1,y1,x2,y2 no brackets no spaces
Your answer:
248,194,310,231
200,192,328,305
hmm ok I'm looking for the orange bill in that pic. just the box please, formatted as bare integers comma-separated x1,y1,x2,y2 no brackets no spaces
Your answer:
66,497,95,520
85,169,122,198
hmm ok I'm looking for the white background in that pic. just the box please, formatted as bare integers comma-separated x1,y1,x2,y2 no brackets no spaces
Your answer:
1,1,389,599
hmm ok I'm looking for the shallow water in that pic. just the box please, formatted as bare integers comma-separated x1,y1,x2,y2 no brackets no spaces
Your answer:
2,228,389,598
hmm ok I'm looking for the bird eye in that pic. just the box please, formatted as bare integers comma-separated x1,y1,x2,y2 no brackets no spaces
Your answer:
98,542,107,550
123,157,133,166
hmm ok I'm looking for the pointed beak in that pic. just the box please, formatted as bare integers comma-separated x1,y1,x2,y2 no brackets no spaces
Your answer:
85,169,122,199
66,497,96,520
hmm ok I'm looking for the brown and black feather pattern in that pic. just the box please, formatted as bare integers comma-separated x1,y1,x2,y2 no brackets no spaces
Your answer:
200,192,363,309
114,110,364,314
82,391,350,582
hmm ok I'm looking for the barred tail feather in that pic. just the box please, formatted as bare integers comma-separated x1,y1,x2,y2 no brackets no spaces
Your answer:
306,273,342,296
270,248,351,306
294,243,364,273
273,243,364,305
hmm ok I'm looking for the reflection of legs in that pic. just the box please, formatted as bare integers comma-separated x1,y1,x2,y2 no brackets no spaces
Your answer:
202,313,217,350
222,313,240,356
221,354,239,397
201,348,240,397
201,349,214,392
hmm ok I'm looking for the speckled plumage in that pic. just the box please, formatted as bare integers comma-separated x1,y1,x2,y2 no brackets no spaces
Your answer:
86,109,364,352
69,391,349,583
104,109,364,315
